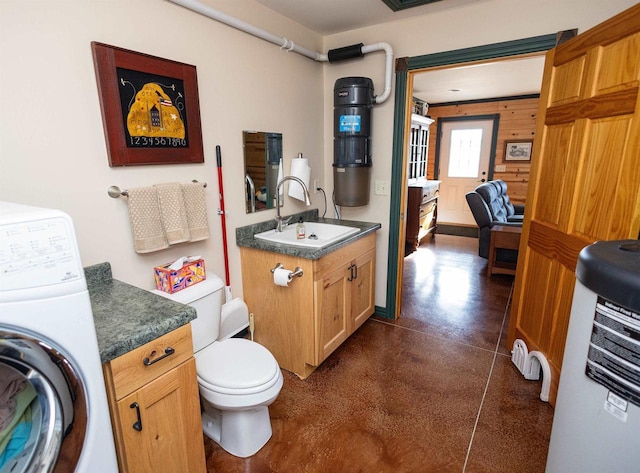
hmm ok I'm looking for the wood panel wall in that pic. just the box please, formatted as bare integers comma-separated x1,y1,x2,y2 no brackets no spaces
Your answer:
425,97,539,204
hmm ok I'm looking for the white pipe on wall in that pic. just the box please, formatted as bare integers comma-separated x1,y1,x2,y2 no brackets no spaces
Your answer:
167,0,394,104
362,42,394,104
168,0,327,61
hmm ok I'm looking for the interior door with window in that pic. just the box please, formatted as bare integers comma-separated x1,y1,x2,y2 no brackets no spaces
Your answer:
437,118,496,225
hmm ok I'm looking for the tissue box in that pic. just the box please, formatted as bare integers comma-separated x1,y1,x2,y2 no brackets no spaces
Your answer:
154,259,206,294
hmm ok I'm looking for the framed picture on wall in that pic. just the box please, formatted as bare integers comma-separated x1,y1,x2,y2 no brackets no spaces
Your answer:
91,42,204,166
504,140,533,162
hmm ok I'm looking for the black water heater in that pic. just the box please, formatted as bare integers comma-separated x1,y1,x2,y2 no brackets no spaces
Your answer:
333,77,374,207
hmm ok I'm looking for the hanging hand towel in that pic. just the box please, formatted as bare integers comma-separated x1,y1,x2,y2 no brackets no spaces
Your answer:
126,186,169,253
154,182,191,245
181,182,210,242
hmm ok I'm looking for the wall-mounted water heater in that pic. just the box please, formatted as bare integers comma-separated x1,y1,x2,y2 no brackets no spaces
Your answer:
333,77,375,207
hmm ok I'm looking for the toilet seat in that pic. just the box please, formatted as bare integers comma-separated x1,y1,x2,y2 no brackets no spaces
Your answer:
196,338,281,395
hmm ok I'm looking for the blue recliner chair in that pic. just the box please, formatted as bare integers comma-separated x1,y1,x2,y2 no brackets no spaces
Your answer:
465,180,524,259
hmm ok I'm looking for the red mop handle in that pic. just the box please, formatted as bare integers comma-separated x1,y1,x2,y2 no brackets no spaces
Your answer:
216,145,230,287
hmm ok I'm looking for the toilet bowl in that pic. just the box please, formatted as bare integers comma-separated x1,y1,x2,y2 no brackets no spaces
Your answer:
152,275,283,458
196,338,283,457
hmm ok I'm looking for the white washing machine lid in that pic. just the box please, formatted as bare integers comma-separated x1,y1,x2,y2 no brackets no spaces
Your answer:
196,339,281,394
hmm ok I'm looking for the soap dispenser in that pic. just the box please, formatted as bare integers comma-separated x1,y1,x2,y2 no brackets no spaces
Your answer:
296,218,306,239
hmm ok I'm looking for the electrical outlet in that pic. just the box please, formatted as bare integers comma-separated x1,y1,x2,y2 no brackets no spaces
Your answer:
374,180,389,196
495,164,507,172
313,179,320,194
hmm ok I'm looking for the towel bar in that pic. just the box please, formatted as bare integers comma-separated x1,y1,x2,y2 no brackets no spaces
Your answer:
108,180,207,198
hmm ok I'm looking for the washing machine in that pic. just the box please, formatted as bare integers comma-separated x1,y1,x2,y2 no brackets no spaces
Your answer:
0,201,118,472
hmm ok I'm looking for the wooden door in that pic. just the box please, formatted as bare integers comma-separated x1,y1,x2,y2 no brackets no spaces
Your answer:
117,359,206,473
507,4,640,406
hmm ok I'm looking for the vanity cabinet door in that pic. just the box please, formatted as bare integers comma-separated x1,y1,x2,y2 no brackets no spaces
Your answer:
114,358,205,473
314,243,376,365
103,326,206,473
314,265,349,364
349,248,375,332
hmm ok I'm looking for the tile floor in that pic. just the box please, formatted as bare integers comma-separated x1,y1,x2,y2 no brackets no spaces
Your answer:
205,234,554,472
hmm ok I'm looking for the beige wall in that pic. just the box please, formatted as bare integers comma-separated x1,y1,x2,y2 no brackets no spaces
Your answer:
0,0,324,296
1,0,636,310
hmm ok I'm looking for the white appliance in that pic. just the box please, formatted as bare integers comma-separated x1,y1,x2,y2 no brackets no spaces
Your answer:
0,202,118,472
546,240,640,473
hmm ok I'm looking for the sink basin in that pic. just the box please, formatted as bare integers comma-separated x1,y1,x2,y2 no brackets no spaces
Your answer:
254,222,360,248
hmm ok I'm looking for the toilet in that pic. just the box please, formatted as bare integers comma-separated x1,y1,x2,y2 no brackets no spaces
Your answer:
153,274,283,458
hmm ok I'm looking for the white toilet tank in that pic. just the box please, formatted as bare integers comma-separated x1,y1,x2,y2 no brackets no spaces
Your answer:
153,275,225,352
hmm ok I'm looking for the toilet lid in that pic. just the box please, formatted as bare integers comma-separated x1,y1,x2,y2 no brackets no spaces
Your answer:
196,338,281,393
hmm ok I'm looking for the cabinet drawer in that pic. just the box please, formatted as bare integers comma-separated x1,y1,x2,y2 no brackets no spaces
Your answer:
107,324,194,400
420,200,437,215
314,233,376,279
420,193,438,206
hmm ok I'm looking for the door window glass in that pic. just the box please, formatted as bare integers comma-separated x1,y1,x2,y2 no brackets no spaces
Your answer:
448,128,483,178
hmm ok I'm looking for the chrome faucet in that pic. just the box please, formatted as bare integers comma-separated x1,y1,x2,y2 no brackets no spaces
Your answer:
245,174,256,213
275,176,311,232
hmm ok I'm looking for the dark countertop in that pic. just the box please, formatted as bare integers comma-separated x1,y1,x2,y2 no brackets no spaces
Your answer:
235,209,381,259
85,262,196,363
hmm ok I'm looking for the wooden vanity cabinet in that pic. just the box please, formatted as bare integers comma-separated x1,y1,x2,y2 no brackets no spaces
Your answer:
102,324,206,473
241,233,376,378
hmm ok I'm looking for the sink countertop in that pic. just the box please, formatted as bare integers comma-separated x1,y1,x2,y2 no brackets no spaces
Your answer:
235,209,381,259
85,262,196,363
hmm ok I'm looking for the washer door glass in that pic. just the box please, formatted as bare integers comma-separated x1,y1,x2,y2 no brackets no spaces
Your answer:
0,330,87,473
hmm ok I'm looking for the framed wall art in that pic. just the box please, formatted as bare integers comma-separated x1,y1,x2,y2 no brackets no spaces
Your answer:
91,42,204,166
503,140,533,162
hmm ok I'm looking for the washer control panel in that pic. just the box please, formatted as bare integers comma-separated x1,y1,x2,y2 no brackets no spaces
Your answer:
0,216,82,291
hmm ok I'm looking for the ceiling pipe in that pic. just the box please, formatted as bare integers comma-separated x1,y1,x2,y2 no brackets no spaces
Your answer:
167,0,326,61
167,0,393,104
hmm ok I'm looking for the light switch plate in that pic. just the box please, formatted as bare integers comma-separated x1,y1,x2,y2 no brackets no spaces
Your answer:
495,164,507,172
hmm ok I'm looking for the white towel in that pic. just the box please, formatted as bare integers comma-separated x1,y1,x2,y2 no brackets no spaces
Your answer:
181,182,210,242
126,186,169,253
154,182,190,245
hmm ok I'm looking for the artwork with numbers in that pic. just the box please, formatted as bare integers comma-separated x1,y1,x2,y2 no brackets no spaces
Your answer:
92,42,204,166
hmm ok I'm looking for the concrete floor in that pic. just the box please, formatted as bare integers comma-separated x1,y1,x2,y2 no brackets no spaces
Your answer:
205,234,553,472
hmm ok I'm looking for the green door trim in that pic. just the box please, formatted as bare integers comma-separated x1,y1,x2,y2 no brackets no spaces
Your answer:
383,33,557,320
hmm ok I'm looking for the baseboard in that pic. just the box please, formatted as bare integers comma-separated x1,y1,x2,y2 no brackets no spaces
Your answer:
435,224,478,238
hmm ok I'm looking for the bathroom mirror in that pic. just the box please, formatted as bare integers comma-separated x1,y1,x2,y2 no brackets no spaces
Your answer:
243,131,283,213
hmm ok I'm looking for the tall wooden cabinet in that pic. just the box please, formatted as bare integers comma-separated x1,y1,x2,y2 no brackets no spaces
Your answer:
407,114,434,181
405,113,438,255
240,234,376,379
507,4,640,406
102,324,206,473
